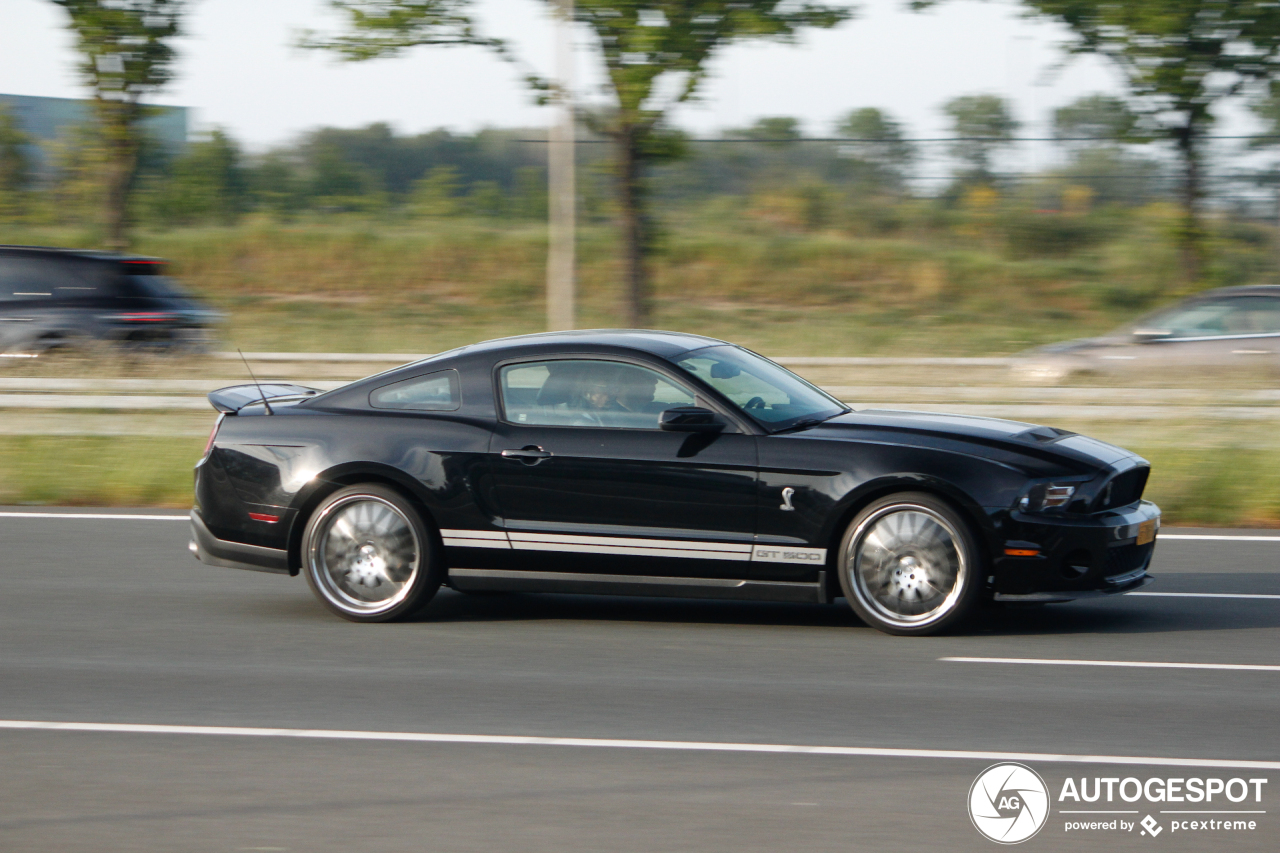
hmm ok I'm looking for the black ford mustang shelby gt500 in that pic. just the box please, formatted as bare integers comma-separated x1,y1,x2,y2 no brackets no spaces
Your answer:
190,330,1160,635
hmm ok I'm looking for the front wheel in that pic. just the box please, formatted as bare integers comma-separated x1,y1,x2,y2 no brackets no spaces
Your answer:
302,485,441,622
837,492,983,636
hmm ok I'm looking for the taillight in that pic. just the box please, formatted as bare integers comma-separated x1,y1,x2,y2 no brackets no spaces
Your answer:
203,414,224,459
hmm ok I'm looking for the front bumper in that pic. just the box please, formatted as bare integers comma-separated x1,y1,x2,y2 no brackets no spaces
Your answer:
991,499,1161,598
189,509,289,575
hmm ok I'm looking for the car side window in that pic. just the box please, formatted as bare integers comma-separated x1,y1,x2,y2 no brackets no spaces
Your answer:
0,257,58,302
369,370,460,411
500,360,695,429
0,257,102,303
1229,297,1280,334
1140,298,1280,338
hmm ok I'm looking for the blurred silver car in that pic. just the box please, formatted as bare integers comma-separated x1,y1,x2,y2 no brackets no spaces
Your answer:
1015,285,1280,383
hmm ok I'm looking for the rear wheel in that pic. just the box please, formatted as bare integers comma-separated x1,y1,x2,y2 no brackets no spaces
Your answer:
838,492,983,636
302,485,441,622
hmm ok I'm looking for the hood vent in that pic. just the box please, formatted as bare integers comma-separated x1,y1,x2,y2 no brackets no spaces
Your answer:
1017,426,1076,444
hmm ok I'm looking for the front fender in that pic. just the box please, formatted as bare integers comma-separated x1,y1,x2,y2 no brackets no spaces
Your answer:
817,472,1000,558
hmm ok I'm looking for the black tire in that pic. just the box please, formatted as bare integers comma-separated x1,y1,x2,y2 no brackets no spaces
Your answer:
837,491,984,636
301,484,442,622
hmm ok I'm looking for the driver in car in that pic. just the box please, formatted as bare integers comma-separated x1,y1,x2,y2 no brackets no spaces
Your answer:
573,378,626,425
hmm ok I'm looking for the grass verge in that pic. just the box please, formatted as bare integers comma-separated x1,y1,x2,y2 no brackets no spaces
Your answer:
1,426,1277,527
0,220,1190,357
0,436,203,507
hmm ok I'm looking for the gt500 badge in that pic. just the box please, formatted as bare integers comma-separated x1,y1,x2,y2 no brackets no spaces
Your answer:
752,546,827,564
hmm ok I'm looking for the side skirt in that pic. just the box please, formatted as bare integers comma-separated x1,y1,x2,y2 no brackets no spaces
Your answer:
448,567,828,604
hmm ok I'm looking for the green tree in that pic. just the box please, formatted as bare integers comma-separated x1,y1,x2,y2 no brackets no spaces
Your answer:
835,107,914,191
308,0,853,326
922,1,1280,284
1051,93,1156,208
44,120,110,226
150,128,246,225
0,105,34,220
466,179,505,217
512,165,548,219
409,164,462,217
52,1,186,250
246,151,305,219
1052,93,1139,146
942,94,1018,181
733,116,803,146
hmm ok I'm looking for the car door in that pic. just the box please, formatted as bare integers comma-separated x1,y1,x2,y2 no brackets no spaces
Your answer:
487,357,759,579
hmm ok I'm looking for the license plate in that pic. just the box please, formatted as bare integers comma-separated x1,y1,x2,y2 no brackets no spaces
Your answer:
1137,519,1157,546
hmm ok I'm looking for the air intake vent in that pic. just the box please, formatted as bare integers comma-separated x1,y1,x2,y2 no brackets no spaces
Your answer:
1094,467,1149,512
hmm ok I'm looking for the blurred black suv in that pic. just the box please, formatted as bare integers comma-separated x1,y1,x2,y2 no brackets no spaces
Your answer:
0,246,221,355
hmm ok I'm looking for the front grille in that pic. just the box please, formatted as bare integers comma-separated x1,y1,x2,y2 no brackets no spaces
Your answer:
1104,541,1154,580
1094,467,1150,512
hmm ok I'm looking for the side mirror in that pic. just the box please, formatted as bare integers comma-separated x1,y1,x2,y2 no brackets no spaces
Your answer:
660,406,725,433
1131,328,1172,342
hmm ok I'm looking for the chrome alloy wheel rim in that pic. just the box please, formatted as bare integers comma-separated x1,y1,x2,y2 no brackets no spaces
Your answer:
846,504,967,627
308,495,421,615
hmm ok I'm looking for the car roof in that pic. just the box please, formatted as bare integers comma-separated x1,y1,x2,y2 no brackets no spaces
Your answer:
0,245,165,264
313,330,735,410
436,329,732,360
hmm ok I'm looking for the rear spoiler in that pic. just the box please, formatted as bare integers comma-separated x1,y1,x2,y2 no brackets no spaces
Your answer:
208,383,322,414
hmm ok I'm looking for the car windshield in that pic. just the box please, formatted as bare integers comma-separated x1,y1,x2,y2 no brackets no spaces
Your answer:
673,345,847,431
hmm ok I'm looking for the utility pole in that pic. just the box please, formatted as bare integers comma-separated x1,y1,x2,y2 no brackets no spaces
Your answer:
546,0,576,331
1275,183,1280,278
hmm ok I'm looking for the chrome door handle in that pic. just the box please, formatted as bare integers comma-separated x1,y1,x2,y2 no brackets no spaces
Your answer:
501,446,553,460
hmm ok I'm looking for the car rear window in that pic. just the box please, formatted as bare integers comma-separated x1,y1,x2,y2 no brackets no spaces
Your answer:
115,275,190,299
369,370,460,411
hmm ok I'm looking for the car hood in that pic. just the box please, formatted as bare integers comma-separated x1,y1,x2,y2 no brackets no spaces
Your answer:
804,409,1138,469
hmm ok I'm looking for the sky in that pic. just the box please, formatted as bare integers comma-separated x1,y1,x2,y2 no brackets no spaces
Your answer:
2,0,1127,141
0,0,1269,181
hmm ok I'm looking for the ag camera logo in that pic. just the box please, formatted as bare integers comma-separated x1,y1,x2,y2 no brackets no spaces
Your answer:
969,763,1051,844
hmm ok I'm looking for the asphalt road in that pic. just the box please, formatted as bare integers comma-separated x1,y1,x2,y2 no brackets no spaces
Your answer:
1,511,1277,852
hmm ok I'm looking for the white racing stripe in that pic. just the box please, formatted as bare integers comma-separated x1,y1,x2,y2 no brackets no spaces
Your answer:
440,529,511,550
0,512,187,521
0,720,1276,770
942,657,1280,673
1131,592,1280,600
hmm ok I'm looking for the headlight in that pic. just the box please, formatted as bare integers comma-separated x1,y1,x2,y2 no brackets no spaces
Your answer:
1018,484,1077,512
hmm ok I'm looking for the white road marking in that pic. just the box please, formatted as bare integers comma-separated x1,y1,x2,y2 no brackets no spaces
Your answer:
1131,592,1280,600
0,512,187,521
1160,534,1280,541
0,720,1276,770
1161,810,1266,814
942,657,1280,672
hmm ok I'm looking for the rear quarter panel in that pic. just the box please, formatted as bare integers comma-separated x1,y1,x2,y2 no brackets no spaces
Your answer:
199,410,499,554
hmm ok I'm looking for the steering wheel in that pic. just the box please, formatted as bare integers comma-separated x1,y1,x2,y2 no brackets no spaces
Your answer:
744,396,766,411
